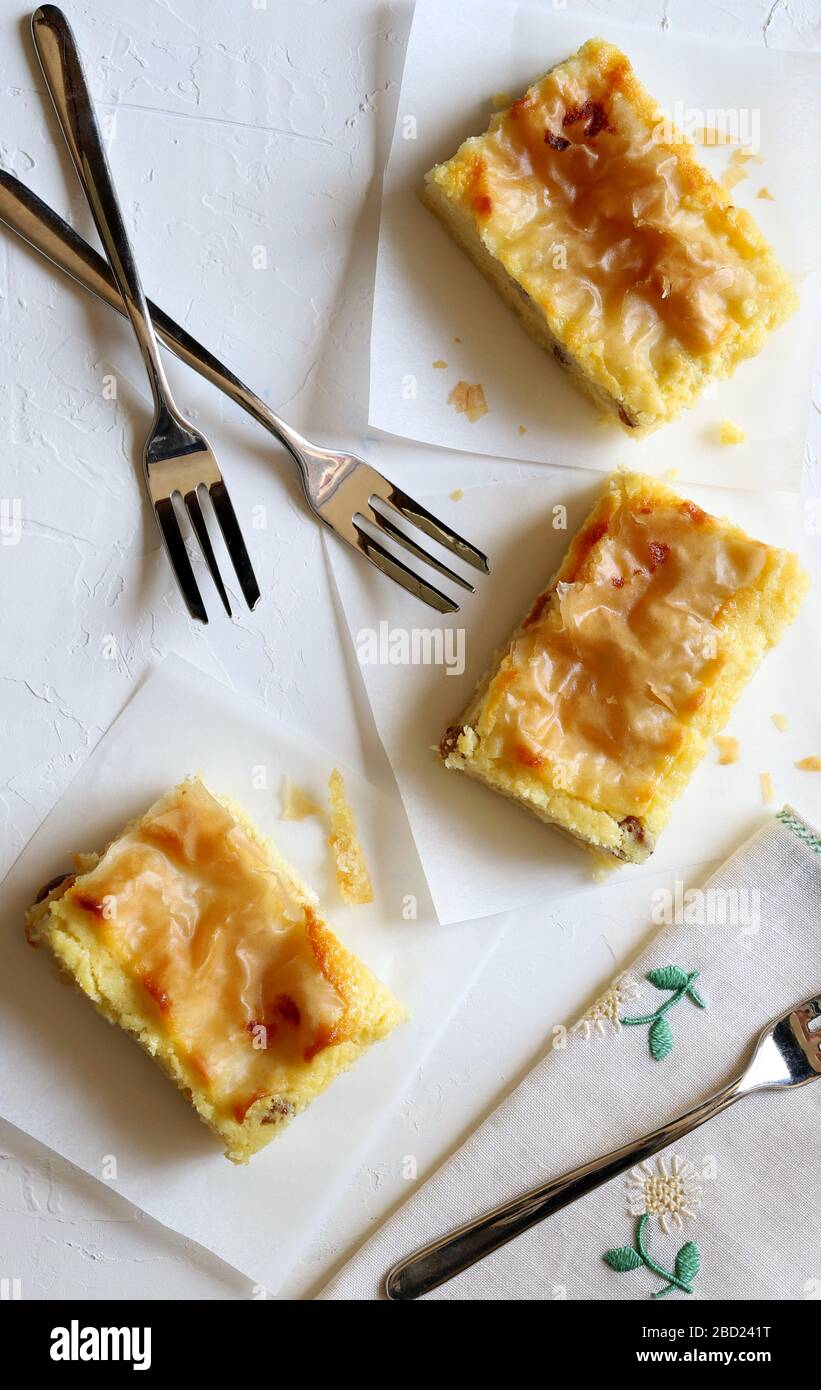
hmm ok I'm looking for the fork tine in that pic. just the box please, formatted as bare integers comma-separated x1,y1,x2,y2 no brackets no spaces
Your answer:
353,522,459,614
185,489,232,617
368,501,475,593
209,480,261,612
383,485,489,574
154,497,208,624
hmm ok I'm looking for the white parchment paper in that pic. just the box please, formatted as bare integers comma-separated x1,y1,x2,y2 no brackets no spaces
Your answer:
369,0,821,490
327,474,821,925
0,655,506,1293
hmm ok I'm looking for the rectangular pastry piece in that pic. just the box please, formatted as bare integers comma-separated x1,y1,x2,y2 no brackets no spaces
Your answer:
440,472,808,863
26,779,406,1163
421,37,797,434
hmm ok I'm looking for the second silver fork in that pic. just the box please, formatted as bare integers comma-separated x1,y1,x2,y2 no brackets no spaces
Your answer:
31,5,260,623
384,992,821,1299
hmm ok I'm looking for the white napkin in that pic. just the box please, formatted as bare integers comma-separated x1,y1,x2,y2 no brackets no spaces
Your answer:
319,808,821,1300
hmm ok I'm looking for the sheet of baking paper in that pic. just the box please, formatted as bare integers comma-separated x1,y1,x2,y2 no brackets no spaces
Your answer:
0,654,507,1294
369,0,821,491
326,472,821,925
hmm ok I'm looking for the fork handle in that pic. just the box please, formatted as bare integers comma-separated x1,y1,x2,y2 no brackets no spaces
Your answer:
31,6,176,416
385,1073,746,1300
0,168,314,488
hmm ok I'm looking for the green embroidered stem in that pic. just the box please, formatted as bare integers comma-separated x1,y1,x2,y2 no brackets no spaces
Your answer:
620,968,705,1060
635,1215,694,1298
620,978,696,1025
604,1215,700,1298
777,808,821,855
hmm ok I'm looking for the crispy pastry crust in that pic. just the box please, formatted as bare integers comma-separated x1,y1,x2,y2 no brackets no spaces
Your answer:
440,472,808,864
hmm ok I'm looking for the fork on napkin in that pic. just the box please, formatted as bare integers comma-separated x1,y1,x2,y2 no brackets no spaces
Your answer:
319,807,821,1300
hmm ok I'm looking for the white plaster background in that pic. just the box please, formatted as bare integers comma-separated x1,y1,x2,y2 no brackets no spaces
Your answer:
0,0,818,1299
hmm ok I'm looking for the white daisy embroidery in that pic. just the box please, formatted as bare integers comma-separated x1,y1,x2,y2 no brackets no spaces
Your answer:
570,972,641,1039
625,1154,702,1235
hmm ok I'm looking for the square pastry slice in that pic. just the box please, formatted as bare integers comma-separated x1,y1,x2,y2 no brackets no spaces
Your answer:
26,779,406,1163
421,37,797,434
440,473,808,864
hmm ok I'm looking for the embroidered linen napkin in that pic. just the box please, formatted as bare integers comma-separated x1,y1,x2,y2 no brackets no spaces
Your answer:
319,809,821,1300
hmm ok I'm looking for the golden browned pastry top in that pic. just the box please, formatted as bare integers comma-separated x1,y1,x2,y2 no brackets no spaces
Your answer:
473,483,772,820
58,780,363,1120
432,38,794,413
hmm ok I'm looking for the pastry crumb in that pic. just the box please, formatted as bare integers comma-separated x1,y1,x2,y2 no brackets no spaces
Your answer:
722,150,766,194
715,735,740,765
327,769,374,906
756,186,775,200
694,125,737,146
453,336,461,343
279,775,321,822
720,149,756,193
796,756,821,772
760,772,774,805
718,420,747,446
449,488,464,501
448,380,488,423
518,424,527,435
432,359,447,368
491,91,510,110
771,713,788,732
720,164,747,193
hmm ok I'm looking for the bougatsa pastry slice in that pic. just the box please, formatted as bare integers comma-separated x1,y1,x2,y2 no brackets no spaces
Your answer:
440,472,808,864
26,778,406,1163
421,37,797,434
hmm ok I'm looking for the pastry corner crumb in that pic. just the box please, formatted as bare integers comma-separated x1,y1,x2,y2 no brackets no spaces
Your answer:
280,774,322,822
715,735,740,765
448,380,488,423
327,769,374,905
717,420,747,446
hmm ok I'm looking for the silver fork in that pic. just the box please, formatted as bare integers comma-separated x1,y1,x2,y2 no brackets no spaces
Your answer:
385,992,821,1299
19,16,488,617
31,6,260,624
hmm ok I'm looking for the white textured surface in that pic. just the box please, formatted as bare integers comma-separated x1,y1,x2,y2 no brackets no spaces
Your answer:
0,0,819,1300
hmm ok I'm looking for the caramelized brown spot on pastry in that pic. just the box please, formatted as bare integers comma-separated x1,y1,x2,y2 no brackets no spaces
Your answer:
141,972,170,1014
562,99,612,139
648,540,670,571
515,744,545,769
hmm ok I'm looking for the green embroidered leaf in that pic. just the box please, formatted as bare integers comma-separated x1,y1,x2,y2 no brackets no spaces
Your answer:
649,1015,674,1061
675,1241,701,1284
687,986,707,1009
604,1245,643,1272
647,965,688,992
